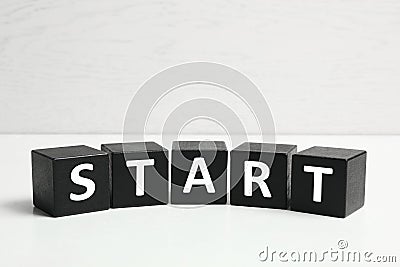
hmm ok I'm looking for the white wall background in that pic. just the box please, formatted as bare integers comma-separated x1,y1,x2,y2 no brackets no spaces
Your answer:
0,0,399,134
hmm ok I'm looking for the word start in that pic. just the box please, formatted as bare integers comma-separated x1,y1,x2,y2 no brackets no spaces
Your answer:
31,141,367,218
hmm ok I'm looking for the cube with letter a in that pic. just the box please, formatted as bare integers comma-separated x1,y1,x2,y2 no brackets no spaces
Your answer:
291,146,367,218
171,141,228,205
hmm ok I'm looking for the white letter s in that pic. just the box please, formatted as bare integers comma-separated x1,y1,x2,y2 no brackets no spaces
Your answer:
70,163,96,201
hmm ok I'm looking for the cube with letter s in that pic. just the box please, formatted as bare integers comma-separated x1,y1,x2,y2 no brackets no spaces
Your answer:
31,145,109,217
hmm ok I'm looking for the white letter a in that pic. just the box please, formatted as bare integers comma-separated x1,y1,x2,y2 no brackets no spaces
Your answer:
183,157,216,193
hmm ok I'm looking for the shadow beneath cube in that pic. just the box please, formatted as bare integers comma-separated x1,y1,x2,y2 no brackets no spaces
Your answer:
2,199,51,217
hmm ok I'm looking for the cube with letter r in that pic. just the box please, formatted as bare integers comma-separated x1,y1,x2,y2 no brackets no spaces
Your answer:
230,142,297,209
291,146,367,218
31,145,110,217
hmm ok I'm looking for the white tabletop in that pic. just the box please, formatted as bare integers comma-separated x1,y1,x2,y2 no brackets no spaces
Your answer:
0,134,398,266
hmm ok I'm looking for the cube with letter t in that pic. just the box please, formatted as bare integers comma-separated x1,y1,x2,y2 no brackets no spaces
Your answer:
230,142,297,209
291,146,367,218
31,145,110,217
171,141,228,205
101,142,168,208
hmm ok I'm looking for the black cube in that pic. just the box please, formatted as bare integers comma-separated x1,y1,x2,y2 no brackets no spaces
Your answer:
171,141,227,205
230,142,297,209
31,145,110,217
291,146,367,218
101,142,168,208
